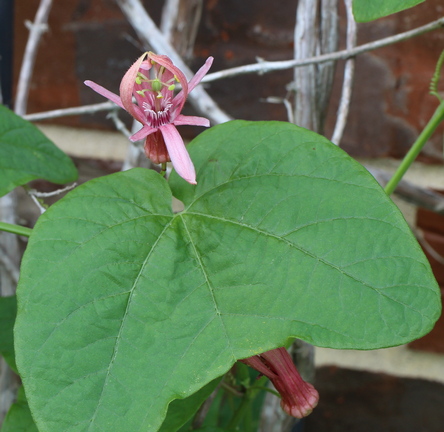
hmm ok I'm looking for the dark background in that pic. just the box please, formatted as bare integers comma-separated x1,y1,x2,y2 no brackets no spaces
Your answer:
12,0,444,160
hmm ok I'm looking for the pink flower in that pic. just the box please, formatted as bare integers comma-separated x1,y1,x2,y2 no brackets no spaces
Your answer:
84,52,213,184
241,347,319,418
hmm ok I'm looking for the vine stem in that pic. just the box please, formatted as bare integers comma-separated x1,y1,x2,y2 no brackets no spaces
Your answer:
226,389,253,431
0,222,32,237
384,101,444,196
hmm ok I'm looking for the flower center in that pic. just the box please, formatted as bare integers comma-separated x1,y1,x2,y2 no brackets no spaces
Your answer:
135,65,178,99
134,61,180,128
142,95,173,128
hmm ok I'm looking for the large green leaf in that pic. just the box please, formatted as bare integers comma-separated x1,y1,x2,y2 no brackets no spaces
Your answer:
352,0,425,22
0,295,17,371
15,121,441,432
0,104,78,197
0,386,38,432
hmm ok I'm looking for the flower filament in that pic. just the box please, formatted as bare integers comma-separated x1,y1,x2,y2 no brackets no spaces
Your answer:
135,71,178,99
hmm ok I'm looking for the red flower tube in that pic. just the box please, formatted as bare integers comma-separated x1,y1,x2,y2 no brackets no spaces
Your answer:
241,347,319,418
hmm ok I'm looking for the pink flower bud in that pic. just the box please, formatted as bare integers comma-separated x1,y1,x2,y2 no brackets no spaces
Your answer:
241,347,319,418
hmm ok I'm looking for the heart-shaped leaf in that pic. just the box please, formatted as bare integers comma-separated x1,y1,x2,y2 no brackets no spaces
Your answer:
15,121,441,432
0,105,78,197
352,0,425,22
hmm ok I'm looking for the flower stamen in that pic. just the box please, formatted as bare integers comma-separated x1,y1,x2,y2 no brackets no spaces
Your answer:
142,96,173,128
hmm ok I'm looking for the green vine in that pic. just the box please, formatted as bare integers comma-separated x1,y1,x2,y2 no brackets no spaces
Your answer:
430,49,444,102
384,51,444,196
0,221,32,237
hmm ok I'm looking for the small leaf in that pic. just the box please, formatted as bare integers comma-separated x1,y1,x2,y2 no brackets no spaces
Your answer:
15,121,441,432
158,378,221,432
0,386,38,432
0,104,78,197
352,0,425,22
0,295,17,371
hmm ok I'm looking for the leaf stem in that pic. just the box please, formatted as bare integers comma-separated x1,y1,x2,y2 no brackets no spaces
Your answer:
0,221,32,237
220,380,244,397
226,389,252,431
384,101,444,196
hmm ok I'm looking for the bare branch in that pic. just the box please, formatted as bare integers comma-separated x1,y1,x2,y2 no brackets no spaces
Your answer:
15,0,53,115
293,0,319,130
202,17,444,83
262,97,294,123
317,0,339,131
160,0,180,40
28,183,77,198
22,101,118,122
107,111,132,138
331,0,357,145
416,229,444,265
28,193,47,214
115,0,232,124
161,0,203,61
22,16,443,124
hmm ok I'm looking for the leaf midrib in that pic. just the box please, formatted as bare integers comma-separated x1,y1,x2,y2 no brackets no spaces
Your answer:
86,217,176,430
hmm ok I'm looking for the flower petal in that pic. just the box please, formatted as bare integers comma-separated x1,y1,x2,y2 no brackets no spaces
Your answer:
174,114,210,127
149,52,189,113
144,131,169,164
130,124,157,142
173,57,214,109
188,57,214,93
261,348,319,419
240,355,278,379
159,124,196,184
119,52,149,123
84,80,125,109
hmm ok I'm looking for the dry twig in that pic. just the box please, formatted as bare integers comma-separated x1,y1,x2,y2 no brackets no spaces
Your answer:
331,0,357,145
115,0,232,125
202,17,444,83
21,17,444,124
23,101,117,122
15,0,53,115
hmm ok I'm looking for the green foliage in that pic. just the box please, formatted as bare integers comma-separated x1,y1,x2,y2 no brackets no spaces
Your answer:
0,104,77,197
193,428,225,432
352,0,425,22
0,387,38,432
0,295,17,371
158,378,221,432
15,121,441,432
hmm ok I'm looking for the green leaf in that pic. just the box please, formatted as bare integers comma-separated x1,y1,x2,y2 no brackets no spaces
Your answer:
15,121,441,432
158,378,221,432
0,104,78,197
194,428,225,432
0,295,17,372
0,386,38,432
352,0,425,22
